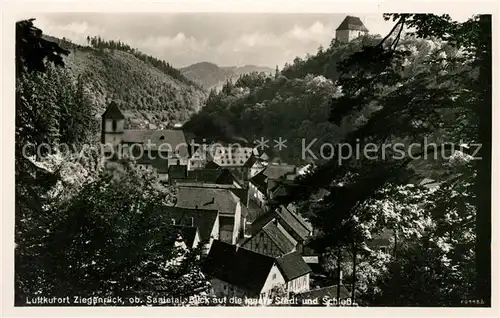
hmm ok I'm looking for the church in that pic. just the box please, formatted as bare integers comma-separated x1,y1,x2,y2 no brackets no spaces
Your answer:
100,101,189,180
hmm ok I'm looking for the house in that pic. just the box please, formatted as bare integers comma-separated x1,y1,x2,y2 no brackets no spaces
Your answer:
250,204,312,253
248,164,298,212
100,101,190,173
205,240,286,300
242,221,296,257
205,241,311,300
163,206,219,252
335,16,369,43
276,252,312,295
209,145,258,185
176,186,245,244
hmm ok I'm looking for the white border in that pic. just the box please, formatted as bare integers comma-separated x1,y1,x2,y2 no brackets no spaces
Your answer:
2,1,499,317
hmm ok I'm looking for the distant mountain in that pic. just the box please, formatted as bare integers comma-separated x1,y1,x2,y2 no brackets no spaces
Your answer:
44,35,207,128
180,62,273,90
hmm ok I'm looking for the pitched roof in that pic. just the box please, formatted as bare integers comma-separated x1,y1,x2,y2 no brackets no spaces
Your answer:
122,129,189,158
176,186,240,215
162,206,218,242
249,170,267,193
336,16,369,32
276,251,312,281
205,240,276,296
102,101,125,119
275,205,311,241
261,222,296,254
188,168,236,185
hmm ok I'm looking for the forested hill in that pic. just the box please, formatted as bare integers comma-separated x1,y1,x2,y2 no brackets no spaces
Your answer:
180,61,274,90
44,35,207,128
184,34,467,165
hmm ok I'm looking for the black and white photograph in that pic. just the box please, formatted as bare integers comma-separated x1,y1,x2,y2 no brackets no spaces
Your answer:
4,0,497,313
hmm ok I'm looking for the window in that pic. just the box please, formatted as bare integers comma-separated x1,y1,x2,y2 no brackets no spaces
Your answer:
112,120,117,131
272,273,276,280
159,136,165,141
256,243,259,248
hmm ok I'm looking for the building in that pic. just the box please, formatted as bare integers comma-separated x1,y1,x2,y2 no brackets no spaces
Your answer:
248,164,298,212
205,240,311,300
175,186,245,244
250,204,312,254
242,221,296,257
335,16,369,43
100,101,189,176
276,252,312,295
163,206,220,252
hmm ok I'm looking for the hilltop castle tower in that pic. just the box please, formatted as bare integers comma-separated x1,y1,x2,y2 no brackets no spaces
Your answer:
335,16,369,43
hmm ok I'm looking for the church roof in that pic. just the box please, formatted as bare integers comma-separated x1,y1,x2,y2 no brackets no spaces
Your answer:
336,16,369,32
102,101,125,119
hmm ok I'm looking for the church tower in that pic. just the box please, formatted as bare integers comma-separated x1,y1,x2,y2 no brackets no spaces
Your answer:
335,16,369,43
101,101,125,146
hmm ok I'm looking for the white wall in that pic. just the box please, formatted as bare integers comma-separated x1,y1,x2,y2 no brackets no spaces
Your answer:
287,273,310,295
232,202,242,244
260,263,287,299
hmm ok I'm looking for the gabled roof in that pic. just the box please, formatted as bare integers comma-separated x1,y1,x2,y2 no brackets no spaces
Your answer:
102,101,125,119
276,251,312,281
336,16,369,32
261,222,296,254
188,168,237,185
163,206,218,242
275,205,311,241
205,240,276,296
176,186,240,215
122,129,189,158
249,170,267,194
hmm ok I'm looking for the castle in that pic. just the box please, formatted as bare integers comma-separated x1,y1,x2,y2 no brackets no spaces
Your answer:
335,15,369,43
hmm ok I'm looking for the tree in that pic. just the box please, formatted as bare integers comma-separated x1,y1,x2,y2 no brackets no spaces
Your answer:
281,14,489,306
16,19,69,76
16,162,209,305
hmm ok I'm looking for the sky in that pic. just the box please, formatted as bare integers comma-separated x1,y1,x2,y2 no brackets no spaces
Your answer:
32,12,474,69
